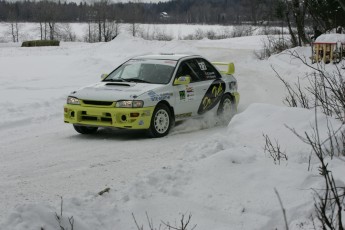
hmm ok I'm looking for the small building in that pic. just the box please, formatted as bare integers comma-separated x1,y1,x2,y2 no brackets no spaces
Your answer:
160,12,170,20
311,34,345,64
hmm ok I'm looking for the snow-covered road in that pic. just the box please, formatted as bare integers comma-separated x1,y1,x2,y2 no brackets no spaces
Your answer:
0,115,226,222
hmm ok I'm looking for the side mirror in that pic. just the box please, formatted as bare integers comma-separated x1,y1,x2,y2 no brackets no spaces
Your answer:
101,74,108,80
174,76,191,85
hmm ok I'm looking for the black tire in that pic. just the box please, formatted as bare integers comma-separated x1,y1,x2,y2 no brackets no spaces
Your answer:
73,125,98,134
217,94,236,124
148,103,172,138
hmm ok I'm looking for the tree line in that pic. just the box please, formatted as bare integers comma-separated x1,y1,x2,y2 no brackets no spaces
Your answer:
0,0,342,26
1,0,344,44
0,0,278,24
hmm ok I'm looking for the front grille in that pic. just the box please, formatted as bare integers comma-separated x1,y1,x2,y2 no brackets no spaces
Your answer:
81,116,97,121
82,100,114,106
101,117,112,122
80,115,113,124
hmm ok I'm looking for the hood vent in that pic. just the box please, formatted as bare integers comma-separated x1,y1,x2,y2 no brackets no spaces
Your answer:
105,83,131,87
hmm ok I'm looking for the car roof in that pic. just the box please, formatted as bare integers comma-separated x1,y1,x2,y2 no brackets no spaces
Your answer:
132,54,200,61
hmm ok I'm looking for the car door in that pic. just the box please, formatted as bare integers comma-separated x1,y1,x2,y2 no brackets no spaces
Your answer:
192,58,226,115
173,58,224,118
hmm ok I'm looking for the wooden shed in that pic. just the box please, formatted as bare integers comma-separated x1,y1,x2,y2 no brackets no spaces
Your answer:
311,34,345,64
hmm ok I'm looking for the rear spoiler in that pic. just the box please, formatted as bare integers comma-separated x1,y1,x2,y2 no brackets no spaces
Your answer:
212,62,235,75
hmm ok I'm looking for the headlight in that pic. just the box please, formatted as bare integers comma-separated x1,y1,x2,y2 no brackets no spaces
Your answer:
116,100,144,108
67,96,80,105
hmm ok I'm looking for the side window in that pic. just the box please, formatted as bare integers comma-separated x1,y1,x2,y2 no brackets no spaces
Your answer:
194,58,222,81
184,59,203,81
175,60,200,82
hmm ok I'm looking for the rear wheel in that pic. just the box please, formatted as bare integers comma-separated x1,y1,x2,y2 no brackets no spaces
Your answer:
148,104,172,138
73,125,98,134
217,94,236,124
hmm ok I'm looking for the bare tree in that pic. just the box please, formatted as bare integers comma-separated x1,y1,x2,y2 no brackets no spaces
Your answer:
45,0,58,40
9,20,19,42
291,0,309,45
8,8,19,42
55,23,76,42
36,0,58,40
93,0,108,42
86,9,96,43
283,0,298,47
91,0,120,42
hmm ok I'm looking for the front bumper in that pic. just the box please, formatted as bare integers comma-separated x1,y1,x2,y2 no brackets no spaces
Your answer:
64,104,154,129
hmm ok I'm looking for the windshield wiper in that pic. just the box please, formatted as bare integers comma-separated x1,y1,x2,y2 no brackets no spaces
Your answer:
123,78,150,83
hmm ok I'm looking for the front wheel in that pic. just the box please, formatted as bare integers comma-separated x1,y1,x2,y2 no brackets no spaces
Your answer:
73,125,98,134
148,104,172,138
217,94,236,124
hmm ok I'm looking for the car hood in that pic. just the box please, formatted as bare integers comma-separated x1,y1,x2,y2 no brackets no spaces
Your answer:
70,82,162,101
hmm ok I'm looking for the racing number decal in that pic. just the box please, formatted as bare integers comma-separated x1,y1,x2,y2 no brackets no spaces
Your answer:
198,62,207,71
197,79,226,115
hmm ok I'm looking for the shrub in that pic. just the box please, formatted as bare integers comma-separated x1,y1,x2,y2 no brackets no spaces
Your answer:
231,25,254,38
139,26,173,41
254,35,291,60
257,26,287,36
274,52,345,229
182,28,206,40
55,24,76,42
263,133,288,165
21,40,60,47
274,51,345,124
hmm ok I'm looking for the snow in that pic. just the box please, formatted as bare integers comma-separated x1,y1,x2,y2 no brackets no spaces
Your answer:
0,26,345,230
315,33,345,43
0,22,280,43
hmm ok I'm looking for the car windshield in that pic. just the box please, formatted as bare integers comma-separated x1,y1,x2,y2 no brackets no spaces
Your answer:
104,59,177,84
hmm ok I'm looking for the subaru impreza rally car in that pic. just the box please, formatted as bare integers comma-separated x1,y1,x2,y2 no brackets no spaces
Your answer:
64,54,239,137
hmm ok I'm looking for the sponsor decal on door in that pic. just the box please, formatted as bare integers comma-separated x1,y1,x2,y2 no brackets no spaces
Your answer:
197,79,226,115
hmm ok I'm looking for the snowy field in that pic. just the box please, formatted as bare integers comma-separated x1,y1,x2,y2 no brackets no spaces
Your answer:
0,22,282,43
0,29,344,230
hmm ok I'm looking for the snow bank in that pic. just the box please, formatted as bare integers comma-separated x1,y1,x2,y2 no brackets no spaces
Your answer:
2,103,344,230
315,33,345,43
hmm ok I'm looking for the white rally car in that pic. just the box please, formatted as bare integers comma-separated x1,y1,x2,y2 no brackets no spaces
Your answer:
64,54,239,137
